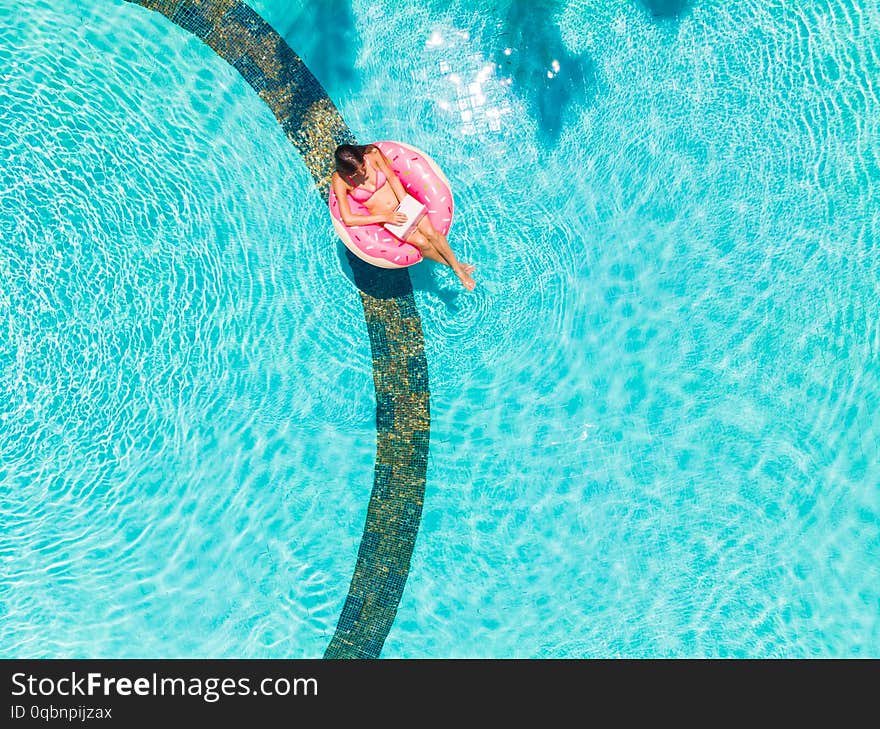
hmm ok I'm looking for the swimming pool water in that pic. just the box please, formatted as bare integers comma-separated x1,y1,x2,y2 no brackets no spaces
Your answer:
1,0,878,657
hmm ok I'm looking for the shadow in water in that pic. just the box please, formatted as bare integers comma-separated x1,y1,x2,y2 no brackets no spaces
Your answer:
276,0,360,97
637,0,689,19
490,0,595,144
335,242,462,310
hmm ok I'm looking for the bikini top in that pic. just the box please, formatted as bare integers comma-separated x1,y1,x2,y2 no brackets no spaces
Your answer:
348,168,386,202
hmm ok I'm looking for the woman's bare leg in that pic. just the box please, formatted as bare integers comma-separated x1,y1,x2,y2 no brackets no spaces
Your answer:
407,230,445,264
412,218,475,290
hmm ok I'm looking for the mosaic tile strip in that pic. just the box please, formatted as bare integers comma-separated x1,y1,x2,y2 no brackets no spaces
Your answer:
129,0,355,194
125,0,431,659
324,294,430,659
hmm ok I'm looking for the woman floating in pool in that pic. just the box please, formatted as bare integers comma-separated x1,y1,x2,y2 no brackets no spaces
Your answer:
332,144,476,290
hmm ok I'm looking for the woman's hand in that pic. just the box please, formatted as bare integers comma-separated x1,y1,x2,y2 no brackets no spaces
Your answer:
384,210,408,225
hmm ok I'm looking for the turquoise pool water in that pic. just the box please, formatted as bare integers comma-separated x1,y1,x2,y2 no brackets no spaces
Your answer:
1,0,878,657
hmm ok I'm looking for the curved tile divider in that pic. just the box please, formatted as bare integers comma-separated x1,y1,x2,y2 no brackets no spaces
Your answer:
124,0,430,659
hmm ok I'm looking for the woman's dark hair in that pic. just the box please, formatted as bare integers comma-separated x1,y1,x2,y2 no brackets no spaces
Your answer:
334,143,376,182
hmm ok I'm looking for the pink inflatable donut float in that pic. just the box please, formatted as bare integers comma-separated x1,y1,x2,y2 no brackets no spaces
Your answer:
328,140,455,269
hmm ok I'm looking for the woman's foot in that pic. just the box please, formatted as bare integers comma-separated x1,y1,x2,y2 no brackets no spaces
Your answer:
454,264,476,291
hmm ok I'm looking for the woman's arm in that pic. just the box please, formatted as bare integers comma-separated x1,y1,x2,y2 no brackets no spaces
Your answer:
372,149,407,201
332,173,401,227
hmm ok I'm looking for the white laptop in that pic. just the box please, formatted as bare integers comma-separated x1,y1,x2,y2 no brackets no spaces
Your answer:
383,194,427,240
